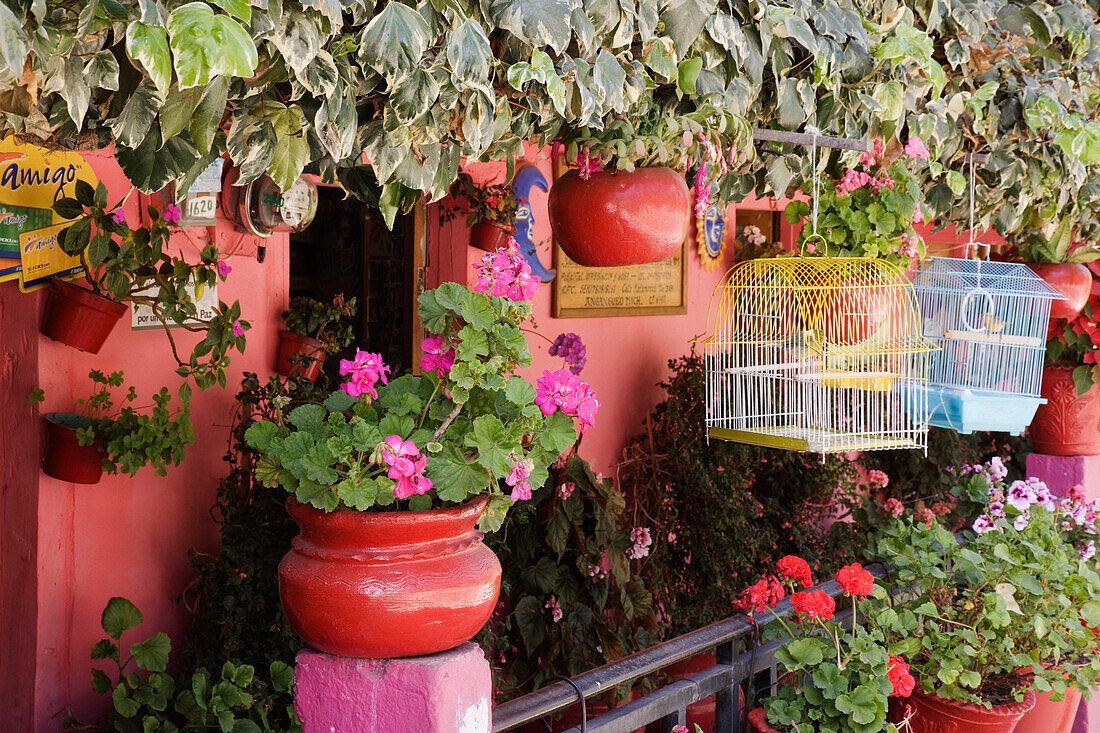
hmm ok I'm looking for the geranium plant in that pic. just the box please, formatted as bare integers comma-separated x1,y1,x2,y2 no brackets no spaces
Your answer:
872,462,1100,706
1047,290,1100,395
736,555,915,733
245,243,598,530
281,295,356,355
443,172,520,227
54,181,247,390
784,137,931,268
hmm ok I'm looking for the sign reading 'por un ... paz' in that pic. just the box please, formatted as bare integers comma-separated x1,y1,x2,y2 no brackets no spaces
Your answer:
0,139,98,291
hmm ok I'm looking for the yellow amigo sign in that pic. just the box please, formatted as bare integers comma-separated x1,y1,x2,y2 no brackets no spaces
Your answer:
0,138,98,288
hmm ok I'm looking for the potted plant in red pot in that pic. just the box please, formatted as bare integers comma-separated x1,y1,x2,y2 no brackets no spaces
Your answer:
1030,291,1100,455
246,243,600,659
444,172,520,252
275,294,356,382
34,369,194,484
871,463,1100,733
1015,218,1100,321
735,556,915,733
548,97,749,267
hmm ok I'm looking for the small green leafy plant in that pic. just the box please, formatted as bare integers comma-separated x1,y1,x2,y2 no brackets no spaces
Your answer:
1015,217,1100,264
65,597,298,732
281,294,356,355
34,369,194,477
54,180,248,390
443,172,520,227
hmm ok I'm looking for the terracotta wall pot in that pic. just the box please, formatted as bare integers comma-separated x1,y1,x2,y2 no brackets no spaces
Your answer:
547,167,690,267
470,220,515,252
1030,263,1092,321
279,496,501,658
41,279,127,354
43,413,103,484
894,689,1036,733
1014,687,1081,733
1029,365,1100,456
274,330,325,382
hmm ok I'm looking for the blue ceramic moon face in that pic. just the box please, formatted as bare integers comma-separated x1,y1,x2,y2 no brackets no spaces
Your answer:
702,204,725,260
512,165,555,283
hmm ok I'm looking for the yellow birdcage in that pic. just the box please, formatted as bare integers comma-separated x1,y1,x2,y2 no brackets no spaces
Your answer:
702,256,936,455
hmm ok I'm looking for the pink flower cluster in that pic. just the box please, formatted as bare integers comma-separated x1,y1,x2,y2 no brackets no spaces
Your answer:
868,469,889,487
339,350,391,399
472,241,540,302
557,481,576,500
837,170,874,193
545,595,563,622
535,369,600,434
860,138,886,167
626,526,652,559
587,563,608,581
420,336,456,378
381,435,433,499
904,136,930,160
506,452,534,501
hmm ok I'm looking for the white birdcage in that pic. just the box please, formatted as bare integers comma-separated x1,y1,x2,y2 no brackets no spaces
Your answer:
703,256,936,455
908,254,1065,434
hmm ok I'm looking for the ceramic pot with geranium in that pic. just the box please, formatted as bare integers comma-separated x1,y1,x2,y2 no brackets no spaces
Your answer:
246,242,600,659
444,172,519,252
871,458,1100,733
275,295,356,383
734,555,916,733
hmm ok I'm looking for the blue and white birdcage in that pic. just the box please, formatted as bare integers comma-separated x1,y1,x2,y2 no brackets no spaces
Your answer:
908,254,1065,434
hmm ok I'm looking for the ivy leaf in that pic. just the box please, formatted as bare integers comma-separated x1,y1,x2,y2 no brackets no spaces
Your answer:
487,0,572,54
659,0,716,56
108,83,164,149
644,37,677,82
84,50,120,92
189,76,229,156
101,597,143,639
0,5,24,77
263,103,309,193
208,0,250,22
776,78,806,129
114,128,201,193
126,21,173,93
389,67,440,125
159,86,203,142
271,6,322,74
131,631,171,672
676,57,702,95
168,2,258,89
447,19,492,88
59,57,91,129
357,2,430,83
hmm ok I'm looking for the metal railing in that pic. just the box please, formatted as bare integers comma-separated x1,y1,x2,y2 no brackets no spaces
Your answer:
492,565,887,733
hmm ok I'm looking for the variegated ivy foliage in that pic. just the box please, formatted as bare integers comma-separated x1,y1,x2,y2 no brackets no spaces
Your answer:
2,0,1100,240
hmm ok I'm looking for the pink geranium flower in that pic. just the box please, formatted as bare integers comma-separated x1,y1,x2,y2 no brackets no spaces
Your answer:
162,204,181,225
472,240,540,302
217,260,232,277
111,210,126,225
535,368,600,434
339,350,391,400
904,136,930,160
420,336,456,378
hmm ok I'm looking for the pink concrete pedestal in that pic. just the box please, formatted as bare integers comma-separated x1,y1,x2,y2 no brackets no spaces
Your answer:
294,643,491,733
1026,452,1100,733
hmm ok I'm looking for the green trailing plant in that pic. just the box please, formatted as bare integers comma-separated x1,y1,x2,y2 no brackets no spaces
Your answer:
1014,217,1100,265
53,181,247,390
443,172,520,227
32,369,194,477
280,294,356,354
478,453,657,701
64,597,299,732
620,353,867,637
1047,289,1100,395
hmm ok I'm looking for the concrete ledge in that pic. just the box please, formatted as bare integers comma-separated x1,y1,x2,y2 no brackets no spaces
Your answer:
1025,453,1100,498
294,642,491,733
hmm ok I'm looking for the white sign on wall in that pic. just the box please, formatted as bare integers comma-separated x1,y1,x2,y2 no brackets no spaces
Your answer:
131,279,218,331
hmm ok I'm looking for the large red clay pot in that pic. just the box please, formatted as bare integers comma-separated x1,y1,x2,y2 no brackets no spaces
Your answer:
894,689,1036,733
41,278,127,353
1014,687,1081,733
43,413,103,484
1029,365,1100,456
470,220,515,252
548,167,690,267
275,330,325,382
1030,263,1092,321
279,495,501,658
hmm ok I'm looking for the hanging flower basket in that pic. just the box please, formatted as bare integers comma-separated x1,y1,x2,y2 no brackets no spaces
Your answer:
41,279,128,354
1029,365,1100,455
278,495,501,658
43,413,103,484
275,330,325,382
548,167,690,267
469,220,515,252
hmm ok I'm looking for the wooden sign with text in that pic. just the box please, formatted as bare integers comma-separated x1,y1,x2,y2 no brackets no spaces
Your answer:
551,244,688,318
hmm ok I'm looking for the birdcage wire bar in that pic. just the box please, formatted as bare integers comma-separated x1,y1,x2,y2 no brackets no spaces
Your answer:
908,256,1064,434
703,257,935,455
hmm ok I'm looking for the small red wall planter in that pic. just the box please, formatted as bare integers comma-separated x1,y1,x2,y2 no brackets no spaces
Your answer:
43,413,103,484
274,331,325,383
41,279,127,354
1030,365,1100,456
547,167,690,267
469,220,515,252
278,496,501,658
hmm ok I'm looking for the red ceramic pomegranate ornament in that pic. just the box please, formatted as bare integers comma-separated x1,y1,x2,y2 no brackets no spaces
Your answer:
1029,263,1092,321
547,167,691,267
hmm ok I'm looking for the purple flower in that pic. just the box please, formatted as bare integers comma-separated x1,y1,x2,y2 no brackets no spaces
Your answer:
217,260,232,278
549,332,587,375
1082,541,1096,562
986,457,1008,481
111,210,126,224
972,515,996,534
1007,480,1035,511
1013,511,1030,531
232,319,245,337
988,501,1006,519
163,204,181,225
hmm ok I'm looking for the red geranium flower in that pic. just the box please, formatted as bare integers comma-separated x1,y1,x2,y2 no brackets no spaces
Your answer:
735,575,785,618
835,563,874,598
888,655,916,697
790,589,835,623
777,555,813,588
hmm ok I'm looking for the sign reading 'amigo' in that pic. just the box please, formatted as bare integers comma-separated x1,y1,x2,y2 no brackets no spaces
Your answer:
551,245,688,318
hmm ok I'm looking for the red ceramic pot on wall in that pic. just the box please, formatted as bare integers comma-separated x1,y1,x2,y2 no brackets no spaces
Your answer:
891,689,1036,733
279,496,501,658
547,167,690,267
41,278,128,354
43,413,103,484
275,331,325,382
1030,263,1092,321
470,220,515,252
1014,687,1081,733
1029,365,1100,456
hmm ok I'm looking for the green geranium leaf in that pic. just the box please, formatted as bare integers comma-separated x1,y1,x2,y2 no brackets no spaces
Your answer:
101,597,143,639
131,631,171,672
